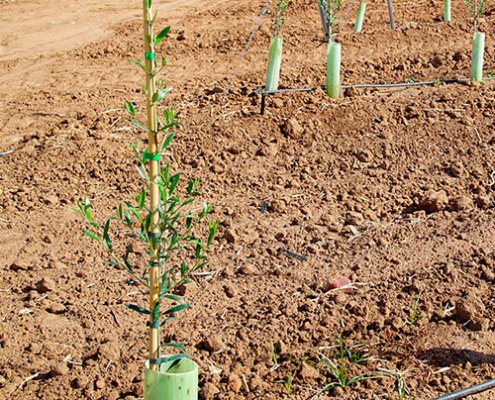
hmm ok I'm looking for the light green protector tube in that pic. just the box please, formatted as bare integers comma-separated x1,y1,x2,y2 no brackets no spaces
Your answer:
470,31,485,82
265,36,283,91
444,0,451,22
326,42,341,98
145,358,198,400
354,2,367,33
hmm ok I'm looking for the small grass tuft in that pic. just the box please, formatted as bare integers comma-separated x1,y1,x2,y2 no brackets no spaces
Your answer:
311,337,379,398
406,294,423,326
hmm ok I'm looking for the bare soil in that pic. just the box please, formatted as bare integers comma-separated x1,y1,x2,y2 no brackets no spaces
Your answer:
2,0,495,399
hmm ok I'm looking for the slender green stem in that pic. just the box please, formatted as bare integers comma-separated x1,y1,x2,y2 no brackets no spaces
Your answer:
142,0,162,372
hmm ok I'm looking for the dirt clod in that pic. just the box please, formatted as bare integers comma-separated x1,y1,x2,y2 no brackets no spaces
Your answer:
281,118,304,139
198,336,223,353
49,363,69,377
36,278,56,293
418,190,449,213
455,295,485,322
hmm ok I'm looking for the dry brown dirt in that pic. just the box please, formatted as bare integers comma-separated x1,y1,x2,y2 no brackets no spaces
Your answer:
2,0,495,399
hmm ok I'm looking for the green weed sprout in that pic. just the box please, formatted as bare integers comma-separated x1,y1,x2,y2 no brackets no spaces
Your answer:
311,338,378,398
406,295,423,326
379,369,411,400
75,0,219,380
281,372,295,397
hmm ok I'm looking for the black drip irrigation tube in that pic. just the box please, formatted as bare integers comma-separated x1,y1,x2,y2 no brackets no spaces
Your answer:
255,77,495,114
432,378,495,400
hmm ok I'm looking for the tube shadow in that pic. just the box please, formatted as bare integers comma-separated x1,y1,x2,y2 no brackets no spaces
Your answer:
417,348,495,367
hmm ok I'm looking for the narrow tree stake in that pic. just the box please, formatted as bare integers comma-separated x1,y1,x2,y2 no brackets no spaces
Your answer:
386,0,396,31
317,0,329,42
142,0,161,373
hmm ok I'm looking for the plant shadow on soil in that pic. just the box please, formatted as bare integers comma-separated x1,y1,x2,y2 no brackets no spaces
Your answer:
418,348,495,367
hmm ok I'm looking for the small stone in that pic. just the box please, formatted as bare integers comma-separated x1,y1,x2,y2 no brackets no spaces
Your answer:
344,87,360,97
244,228,259,244
43,194,59,205
476,195,492,208
36,278,56,293
453,51,466,62
47,303,67,314
271,98,284,108
430,55,443,67
274,340,286,355
201,382,219,399
298,362,320,380
345,211,364,226
326,277,353,294
355,149,373,163
239,265,256,275
224,229,236,244
42,235,53,244
449,195,473,211
228,374,243,393
455,295,485,321
10,261,31,271
98,341,121,361
249,375,264,391
198,336,223,353
223,284,238,298
50,363,69,377
469,317,490,332
281,118,304,139
418,190,449,213
27,343,42,354
95,378,106,389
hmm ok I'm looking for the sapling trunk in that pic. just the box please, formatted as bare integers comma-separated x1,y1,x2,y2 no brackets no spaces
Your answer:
76,0,219,394
326,41,341,98
142,0,161,372
470,31,485,82
265,36,283,91
444,0,452,22
354,2,367,33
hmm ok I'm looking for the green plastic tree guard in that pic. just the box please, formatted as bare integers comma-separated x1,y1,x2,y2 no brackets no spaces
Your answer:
144,358,198,400
470,32,485,82
444,0,451,22
265,36,283,91
326,41,341,98
354,2,367,33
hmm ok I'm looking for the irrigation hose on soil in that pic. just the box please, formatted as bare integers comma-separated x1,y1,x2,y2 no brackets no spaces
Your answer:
255,77,495,114
433,378,495,400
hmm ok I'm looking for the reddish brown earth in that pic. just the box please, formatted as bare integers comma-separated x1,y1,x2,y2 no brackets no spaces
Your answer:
2,0,495,399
